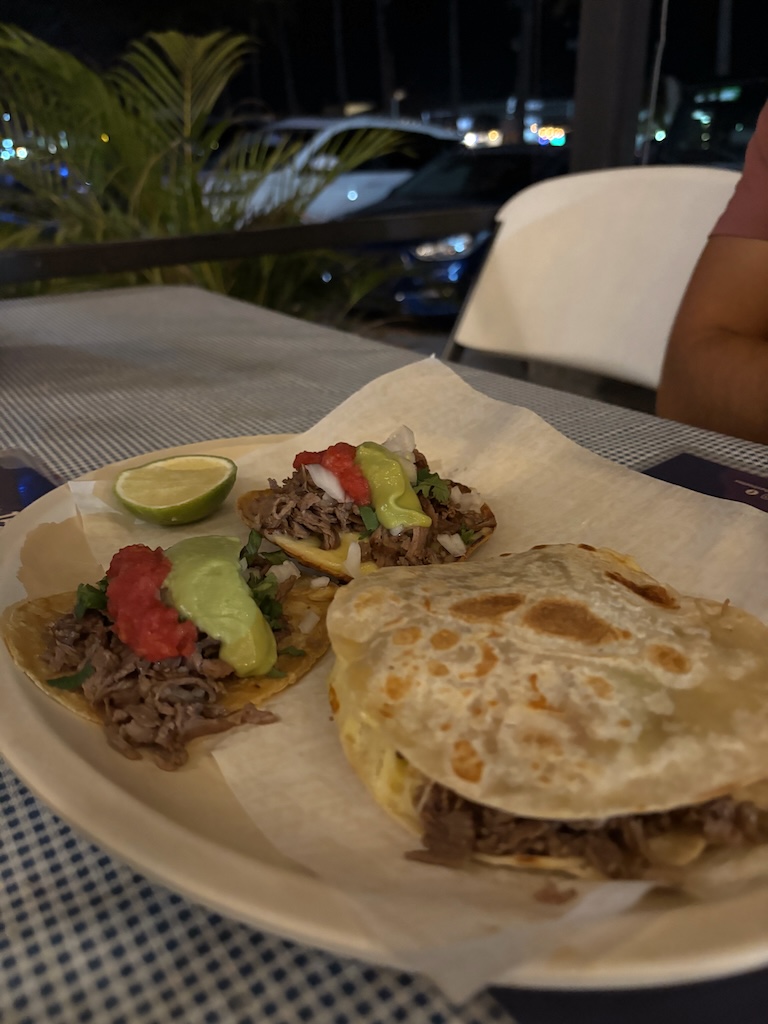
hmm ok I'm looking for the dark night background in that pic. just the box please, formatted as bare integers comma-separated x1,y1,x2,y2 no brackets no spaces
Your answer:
3,1,768,116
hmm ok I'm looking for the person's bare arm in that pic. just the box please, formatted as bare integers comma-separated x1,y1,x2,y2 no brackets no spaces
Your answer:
656,235,768,443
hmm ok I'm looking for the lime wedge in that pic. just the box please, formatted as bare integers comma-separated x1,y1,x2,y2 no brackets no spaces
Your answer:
114,455,237,526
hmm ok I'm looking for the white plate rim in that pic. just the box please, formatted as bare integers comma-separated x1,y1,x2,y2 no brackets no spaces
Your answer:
2,436,768,991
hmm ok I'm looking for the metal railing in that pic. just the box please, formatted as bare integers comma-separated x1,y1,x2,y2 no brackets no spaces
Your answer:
0,207,497,286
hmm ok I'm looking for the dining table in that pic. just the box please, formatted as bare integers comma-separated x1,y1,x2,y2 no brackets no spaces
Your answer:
2,283,768,1024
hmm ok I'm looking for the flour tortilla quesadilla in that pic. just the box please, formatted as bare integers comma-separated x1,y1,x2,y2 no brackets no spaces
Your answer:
326,543,768,881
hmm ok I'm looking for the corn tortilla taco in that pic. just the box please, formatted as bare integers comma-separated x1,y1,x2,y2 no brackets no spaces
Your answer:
325,543,768,882
2,532,335,769
237,427,496,582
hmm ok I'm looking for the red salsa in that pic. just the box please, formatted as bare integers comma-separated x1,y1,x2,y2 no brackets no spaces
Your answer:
293,442,371,506
106,544,197,662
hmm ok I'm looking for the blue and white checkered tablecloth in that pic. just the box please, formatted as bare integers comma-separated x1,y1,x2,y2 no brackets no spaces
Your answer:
2,285,767,1024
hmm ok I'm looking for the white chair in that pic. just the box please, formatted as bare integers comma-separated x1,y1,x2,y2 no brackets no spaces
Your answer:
445,165,741,390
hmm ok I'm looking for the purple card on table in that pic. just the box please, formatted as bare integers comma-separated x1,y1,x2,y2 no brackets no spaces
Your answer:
0,452,61,526
643,453,768,512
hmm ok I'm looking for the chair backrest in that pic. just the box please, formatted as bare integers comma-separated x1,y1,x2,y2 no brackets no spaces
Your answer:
449,165,740,389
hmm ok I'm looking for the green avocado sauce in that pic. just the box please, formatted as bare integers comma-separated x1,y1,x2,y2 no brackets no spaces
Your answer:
164,536,276,677
355,442,431,530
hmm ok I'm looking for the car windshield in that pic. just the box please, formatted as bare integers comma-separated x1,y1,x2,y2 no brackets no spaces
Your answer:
388,148,538,202
206,125,317,168
252,126,318,152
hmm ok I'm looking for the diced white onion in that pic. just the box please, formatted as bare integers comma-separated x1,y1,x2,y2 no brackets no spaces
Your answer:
437,532,467,557
298,610,321,634
380,426,417,483
259,537,281,553
343,540,362,577
450,485,484,512
310,575,331,588
389,524,405,537
239,557,248,572
307,462,347,503
269,561,301,583
395,453,417,485
382,425,415,455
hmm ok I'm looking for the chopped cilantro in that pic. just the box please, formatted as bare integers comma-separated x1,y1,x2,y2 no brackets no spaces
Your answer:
47,662,94,691
74,578,108,620
241,529,290,568
278,645,305,657
414,468,451,505
359,505,379,537
261,549,288,565
459,526,477,547
249,573,278,600
248,572,284,630
240,529,264,563
265,667,286,679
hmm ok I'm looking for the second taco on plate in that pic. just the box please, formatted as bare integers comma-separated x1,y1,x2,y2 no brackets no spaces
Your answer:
237,427,496,581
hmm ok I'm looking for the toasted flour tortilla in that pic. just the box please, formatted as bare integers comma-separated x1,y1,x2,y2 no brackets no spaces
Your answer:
326,543,768,879
2,577,335,726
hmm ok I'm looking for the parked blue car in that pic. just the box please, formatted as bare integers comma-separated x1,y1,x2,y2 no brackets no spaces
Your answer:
345,142,569,319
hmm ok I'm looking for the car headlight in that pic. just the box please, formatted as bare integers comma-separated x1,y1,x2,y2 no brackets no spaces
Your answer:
411,233,482,261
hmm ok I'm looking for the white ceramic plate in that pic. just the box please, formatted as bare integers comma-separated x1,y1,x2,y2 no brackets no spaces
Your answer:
2,439,768,991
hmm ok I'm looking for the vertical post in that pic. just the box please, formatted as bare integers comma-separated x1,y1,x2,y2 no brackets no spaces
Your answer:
716,0,733,78
332,0,349,110
375,0,395,114
449,0,461,118
511,0,535,143
571,0,653,172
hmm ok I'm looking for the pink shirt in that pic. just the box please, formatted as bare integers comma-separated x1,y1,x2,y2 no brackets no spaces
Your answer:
711,100,768,240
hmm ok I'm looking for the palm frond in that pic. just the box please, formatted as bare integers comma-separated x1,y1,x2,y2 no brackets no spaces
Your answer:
113,31,251,143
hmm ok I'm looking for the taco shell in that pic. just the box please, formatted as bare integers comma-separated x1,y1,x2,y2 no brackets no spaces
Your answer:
2,576,336,725
237,488,496,581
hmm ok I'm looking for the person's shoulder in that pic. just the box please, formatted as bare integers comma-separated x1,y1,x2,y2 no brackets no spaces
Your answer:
711,100,768,242
751,100,768,149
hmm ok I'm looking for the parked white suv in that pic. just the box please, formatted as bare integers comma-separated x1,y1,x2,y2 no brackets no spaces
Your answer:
202,115,460,225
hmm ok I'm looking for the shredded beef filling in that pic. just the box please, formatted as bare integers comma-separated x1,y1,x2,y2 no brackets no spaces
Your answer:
239,455,496,568
408,782,768,879
47,610,278,770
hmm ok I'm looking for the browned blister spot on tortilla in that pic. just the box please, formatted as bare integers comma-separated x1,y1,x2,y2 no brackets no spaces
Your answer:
392,626,421,646
528,675,559,712
578,543,596,551
428,661,448,677
379,703,395,719
474,643,498,678
328,684,340,715
449,593,523,621
531,544,549,550
451,739,484,782
430,629,459,650
522,731,562,754
384,674,412,701
605,571,680,609
354,591,391,612
439,721,452,731
647,644,690,674
522,598,620,645
586,675,614,700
